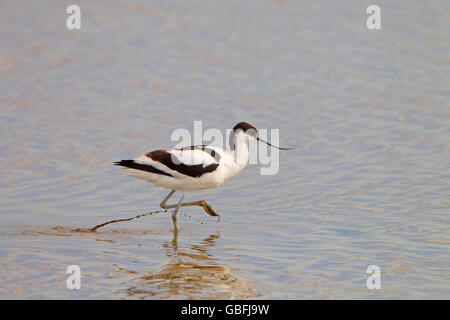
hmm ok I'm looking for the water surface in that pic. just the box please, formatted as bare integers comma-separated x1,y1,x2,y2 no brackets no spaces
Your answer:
0,0,449,299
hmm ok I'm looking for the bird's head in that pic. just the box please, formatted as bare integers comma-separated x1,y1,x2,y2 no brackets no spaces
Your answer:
230,122,292,150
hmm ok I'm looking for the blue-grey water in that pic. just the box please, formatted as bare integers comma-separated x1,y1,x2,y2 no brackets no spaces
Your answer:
0,0,449,299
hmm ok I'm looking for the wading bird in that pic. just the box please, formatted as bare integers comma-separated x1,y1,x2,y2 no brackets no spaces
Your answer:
115,122,291,230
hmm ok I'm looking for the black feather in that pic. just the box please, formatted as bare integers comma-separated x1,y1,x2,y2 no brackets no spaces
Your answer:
114,160,173,177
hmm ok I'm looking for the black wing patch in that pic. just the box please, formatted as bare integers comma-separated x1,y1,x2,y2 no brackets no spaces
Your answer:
114,160,173,177
145,149,219,178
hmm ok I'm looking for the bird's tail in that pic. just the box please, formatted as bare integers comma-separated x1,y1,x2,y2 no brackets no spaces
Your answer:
114,160,135,168
114,160,172,177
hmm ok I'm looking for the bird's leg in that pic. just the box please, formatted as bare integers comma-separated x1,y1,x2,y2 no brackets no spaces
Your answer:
171,192,186,231
159,190,187,231
180,200,220,222
160,190,220,222
160,190,176,209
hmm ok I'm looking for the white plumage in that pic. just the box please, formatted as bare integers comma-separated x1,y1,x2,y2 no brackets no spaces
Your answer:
123,146,245,191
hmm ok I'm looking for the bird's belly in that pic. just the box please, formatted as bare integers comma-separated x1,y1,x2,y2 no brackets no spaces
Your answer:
124,168,222,191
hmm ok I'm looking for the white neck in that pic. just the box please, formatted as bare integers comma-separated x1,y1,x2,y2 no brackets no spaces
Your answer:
231,133,249,169
217,133,250,183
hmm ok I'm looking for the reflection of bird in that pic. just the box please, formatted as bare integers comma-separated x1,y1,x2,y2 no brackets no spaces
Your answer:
126,231,255,299
115,122,291,230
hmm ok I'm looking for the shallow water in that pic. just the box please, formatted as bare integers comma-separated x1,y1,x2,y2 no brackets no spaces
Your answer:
0,0,449,299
